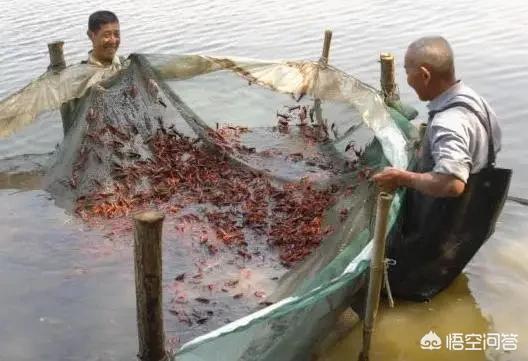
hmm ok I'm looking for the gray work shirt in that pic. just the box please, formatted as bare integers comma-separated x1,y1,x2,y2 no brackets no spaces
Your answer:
424,81,502,183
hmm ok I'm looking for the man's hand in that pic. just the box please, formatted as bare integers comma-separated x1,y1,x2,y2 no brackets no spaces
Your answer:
371,167,408,193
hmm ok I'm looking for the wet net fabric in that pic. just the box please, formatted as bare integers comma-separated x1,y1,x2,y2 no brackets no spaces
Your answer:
0,63,123,138
0,53,414,360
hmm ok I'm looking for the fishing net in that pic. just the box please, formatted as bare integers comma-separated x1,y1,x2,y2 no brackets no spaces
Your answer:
0,53,416,360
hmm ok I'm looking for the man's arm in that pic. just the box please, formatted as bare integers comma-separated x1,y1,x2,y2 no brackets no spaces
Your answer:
372,167,465,197
372,108,474,197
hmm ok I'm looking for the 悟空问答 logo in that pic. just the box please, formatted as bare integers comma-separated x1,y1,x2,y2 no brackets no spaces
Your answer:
421,331,442,350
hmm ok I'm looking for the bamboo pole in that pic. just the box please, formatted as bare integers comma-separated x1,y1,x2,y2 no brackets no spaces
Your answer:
314,30,332,126
358,192,393,361
133,211,167,361
419,122,428,141
47,41,66,71
380,53,398,103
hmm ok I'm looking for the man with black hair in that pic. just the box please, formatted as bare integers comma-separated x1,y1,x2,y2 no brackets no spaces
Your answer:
85,10,122,69
60,10,123,132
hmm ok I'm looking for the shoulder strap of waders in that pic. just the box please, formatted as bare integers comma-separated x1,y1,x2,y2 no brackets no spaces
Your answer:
428,95,495,168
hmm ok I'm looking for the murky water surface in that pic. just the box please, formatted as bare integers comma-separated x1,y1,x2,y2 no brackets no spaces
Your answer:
1,0,527,360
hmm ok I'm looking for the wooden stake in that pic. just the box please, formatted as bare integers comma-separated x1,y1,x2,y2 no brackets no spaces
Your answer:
358,192,393,361
380,53,398,103
320,30,333,65
134,211,167,361
47,41,66,71
50,40,69,135
314,30,332,125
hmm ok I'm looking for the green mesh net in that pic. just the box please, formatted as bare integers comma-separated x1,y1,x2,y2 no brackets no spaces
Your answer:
0,52,416,360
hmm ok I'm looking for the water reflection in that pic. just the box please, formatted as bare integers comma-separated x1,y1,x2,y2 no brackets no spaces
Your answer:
323,275,490,361
0,190,137,361
0,171,42,190
323,201,528,361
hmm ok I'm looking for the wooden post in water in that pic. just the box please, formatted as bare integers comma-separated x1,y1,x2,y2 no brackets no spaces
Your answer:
314,30,332,125
358,192,393,361
47,41,66,71
133,211,167,361
320,30,333,65
380,53,398,103
48,40,72,135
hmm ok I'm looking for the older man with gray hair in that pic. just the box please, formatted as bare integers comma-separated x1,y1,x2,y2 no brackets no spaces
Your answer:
372,36,510,301
373,36,501,195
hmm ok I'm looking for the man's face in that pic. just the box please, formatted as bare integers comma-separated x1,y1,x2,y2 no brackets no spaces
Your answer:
88,22,120,64
404,50,430,101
